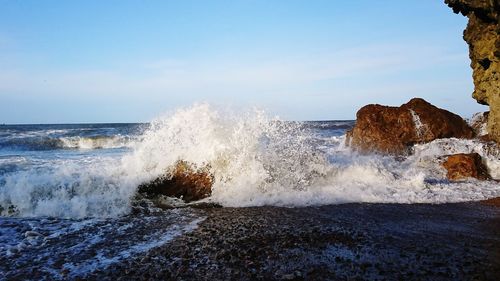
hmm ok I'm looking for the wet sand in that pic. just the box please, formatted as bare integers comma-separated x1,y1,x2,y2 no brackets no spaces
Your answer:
89,201,500,281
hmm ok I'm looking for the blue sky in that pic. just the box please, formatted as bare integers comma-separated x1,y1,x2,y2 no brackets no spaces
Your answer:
0,0,488,123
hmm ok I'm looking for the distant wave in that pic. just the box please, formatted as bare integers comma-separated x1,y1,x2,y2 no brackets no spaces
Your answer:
0,135,136,151
58,136,137,149
302,121,355,130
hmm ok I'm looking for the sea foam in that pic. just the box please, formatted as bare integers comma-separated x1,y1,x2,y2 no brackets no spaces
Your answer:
1,104,499,218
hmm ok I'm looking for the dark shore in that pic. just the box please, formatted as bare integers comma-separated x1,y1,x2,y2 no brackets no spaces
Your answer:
83,201,500,281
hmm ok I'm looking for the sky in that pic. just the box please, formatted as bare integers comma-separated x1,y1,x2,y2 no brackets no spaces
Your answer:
0,0,489,123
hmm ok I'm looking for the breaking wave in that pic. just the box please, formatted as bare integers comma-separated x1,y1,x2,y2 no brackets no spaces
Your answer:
0,135,136,151
1,104,499,218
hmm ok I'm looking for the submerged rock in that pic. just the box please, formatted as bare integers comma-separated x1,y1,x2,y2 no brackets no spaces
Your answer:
346,98,474,154
442,153,491,181
138,161,213,202
445,0,500,143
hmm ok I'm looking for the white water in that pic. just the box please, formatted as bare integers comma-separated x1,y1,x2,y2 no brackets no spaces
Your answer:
469,112,488,136
409,109,426,138
58,135,136,149
0,208,204,279
1,104,499,218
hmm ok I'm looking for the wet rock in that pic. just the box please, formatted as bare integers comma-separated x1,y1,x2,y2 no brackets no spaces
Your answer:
445,0,500,143
442,153,491,181
346,98,474,154
0,204,19,216
138,161,213,202
480,197,500,207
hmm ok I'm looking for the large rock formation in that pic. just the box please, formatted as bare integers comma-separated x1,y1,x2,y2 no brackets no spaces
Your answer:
442,153,491,180
445,0,500,143
138,161,213,202
346,98,474,154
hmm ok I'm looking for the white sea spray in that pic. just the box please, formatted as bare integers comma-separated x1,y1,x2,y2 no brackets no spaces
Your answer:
469,112,488,136
0,104,499,218
409,109,426,138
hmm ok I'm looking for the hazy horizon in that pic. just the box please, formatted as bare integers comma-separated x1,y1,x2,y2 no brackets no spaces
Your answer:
1,116,357,125
0,0,489,124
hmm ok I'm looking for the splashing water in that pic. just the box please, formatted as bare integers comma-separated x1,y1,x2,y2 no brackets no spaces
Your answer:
1,104,499,218
409,109,426,138
124,104,333,207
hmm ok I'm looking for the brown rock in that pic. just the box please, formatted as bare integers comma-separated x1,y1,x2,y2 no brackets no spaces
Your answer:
480,197,500,207
442,153,491,181
346,98,474,154
138,161,213,202
445,0,500,143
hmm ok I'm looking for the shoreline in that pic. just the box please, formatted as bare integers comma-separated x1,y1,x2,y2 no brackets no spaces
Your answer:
93,201,500,280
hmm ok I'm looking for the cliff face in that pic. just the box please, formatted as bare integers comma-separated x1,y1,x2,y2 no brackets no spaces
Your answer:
445,0,500,143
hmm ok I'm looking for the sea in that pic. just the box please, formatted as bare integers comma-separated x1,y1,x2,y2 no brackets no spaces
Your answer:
1,104,499,279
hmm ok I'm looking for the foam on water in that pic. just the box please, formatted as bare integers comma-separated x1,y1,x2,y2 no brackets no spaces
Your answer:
0,156,136,218
0,208,204,279
0,104,499,218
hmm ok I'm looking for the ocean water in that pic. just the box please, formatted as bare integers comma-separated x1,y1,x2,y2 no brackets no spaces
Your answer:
1,103,499,278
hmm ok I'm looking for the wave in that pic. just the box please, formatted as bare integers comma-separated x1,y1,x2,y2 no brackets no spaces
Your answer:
0,103,499,218
0,135,136,151
59,135,137,149
302,120,355,130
